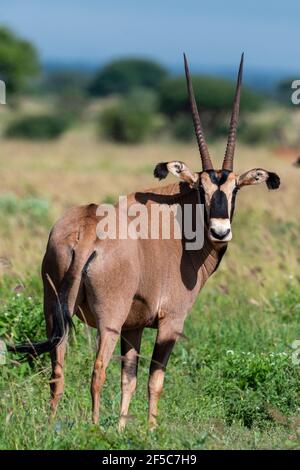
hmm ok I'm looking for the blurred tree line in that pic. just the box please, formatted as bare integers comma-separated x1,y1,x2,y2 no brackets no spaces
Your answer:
0,25,292,145
0,27,39,94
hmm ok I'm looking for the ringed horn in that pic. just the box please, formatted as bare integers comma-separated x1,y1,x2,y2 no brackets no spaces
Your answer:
223,52,244,171
184,53,213,171
184,52,244,172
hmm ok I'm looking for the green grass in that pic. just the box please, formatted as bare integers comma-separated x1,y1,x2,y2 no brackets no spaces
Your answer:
1,277,300,450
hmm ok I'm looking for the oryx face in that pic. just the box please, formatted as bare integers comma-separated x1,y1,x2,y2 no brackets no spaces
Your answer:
154,162,280,244
200,170,236,242
154,53,280,245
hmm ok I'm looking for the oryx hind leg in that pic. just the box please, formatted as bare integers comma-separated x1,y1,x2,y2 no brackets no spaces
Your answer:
44,290,68,417
118,327,143,432
43,261,81,418
49,339,67,416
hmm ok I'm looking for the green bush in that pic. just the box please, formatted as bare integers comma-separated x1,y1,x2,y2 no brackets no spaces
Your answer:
100,89,157,143
216,351,298,428
0,292,44,343
159,75,264,117
5,114,70,140
89,58,168,96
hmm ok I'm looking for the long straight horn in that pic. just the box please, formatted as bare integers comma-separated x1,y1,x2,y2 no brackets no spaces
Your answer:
184,53,213,171
222,53,244,171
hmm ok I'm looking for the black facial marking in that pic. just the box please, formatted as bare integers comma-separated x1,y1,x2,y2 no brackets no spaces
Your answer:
154,162,169,180
230,186,239,221
266,172,280,190
210,189,229,219
198,186,209,225
207,169,230,186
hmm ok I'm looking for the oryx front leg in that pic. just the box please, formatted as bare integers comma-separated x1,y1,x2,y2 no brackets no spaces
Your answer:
148,317,184,429
119,328,143,432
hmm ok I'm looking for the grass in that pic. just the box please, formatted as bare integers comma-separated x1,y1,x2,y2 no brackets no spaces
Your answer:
0,120,300,449
1,280,300,449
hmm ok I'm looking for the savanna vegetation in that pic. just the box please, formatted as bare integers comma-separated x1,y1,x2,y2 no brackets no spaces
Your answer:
0,27,300,450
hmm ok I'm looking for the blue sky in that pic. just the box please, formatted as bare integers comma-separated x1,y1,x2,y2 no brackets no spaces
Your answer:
0,0,299,71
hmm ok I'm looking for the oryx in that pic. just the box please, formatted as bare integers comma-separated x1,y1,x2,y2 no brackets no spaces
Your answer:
9,54,280,430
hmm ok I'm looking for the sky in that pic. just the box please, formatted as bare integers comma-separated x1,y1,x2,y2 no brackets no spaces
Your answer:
0,0,299,73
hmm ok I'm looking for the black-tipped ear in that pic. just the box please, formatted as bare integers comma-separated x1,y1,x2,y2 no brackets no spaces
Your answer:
154,162,169,180
266,172,280,190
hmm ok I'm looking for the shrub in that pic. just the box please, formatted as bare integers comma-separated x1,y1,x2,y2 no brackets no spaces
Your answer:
89,58,168,96
5,114,70,140
100,89,157,143
0,292,44,343
205,350,299,428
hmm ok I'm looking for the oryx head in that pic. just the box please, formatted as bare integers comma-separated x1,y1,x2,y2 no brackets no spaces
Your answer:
154,53,280,244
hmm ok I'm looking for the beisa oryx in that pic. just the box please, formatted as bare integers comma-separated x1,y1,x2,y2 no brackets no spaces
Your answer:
9,53,280,430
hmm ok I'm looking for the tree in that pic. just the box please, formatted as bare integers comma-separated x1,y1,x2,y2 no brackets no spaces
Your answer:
88,58,168,96
159,74,265,139
159,75,264,117
0,27,40,95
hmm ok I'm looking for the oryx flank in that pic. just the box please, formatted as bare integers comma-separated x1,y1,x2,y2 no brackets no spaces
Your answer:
9,54,280,430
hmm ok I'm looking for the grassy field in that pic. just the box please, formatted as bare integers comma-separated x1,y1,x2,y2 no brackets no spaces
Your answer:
1,118,300,449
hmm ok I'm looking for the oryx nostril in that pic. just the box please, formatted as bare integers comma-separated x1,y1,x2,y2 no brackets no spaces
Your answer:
210,228,230,240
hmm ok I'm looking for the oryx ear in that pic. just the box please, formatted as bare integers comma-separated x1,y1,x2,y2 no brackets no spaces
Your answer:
154,161,199,188
237,168,280,190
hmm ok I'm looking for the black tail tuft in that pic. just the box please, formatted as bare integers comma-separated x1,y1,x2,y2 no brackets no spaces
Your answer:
7,291,73,357
7,259,75,358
